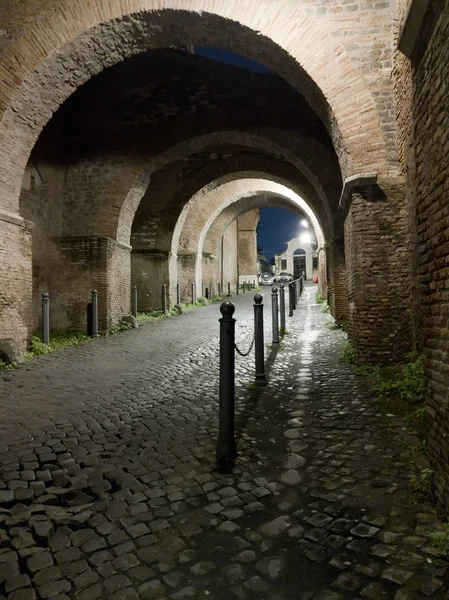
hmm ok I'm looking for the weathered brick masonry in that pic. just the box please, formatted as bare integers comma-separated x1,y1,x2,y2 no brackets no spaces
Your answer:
344,180,413,364
2,0,449,510
399,0,449,507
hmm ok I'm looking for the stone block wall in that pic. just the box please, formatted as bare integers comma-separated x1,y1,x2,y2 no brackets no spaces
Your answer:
344,180,413,364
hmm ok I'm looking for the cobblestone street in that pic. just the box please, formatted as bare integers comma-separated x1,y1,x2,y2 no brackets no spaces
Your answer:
0,286,447,600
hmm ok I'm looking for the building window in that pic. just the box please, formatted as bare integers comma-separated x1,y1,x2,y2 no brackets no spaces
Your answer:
313,256,318,269
281,259,287,270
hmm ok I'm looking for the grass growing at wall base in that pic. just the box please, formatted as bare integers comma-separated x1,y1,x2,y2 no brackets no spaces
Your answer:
0,292,231,369
339,339,356,364
0,330,90,370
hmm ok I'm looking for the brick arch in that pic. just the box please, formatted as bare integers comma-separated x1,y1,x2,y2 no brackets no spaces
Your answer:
203,196,312,256
0,2,389,216
169,177,324,295
111,129,338,247
175,178,324,256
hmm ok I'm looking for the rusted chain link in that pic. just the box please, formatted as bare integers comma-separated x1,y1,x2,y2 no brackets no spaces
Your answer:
234,333,255,357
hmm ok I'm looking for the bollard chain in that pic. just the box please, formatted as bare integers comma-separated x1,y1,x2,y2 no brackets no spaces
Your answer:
234,333,255,357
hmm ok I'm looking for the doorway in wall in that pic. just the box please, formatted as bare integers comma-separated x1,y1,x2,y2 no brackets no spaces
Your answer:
293,248,306,278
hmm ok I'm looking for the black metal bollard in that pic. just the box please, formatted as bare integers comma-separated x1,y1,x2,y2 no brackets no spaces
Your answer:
279,283,286,330
254,294,267,386
162,284,167,314
91,290,99,338
191,282,195,305
216,302,237,462
132,286,138,319
271,286,279,345
236,279,239,295
209,282,213,300
176,283,180,305
292,280,297,310
42,292,50,346
288,282,294,318
227,282,231,297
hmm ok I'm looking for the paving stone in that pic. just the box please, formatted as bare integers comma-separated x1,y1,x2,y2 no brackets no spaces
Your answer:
244,575,270,592
360,582,391,598
55,546,82,563
27,550,53,573
38,579,71,597
34,565,62,585
138,579,166,598
332,571,363,592
111,588,139,600
9,590,37,600
33,520,54,541
74,582,103,600
60,558,89,578
128,564,157,582
256,557,285,579
190,561,215,575
350,523,380,538
260,516,290,537
5,573,32,592
381,566,414,585
73,568,100,591
280,470,303,485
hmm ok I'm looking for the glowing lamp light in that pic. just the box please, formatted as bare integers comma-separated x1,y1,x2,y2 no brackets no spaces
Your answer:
299,231,312,244
301,219,309,228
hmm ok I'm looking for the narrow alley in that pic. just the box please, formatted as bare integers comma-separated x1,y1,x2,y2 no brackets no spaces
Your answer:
0,287,446,600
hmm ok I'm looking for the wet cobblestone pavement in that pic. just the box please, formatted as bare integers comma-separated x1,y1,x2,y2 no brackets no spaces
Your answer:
0,286,447,600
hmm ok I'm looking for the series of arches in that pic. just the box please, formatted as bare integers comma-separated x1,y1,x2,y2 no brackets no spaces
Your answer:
0,2,405,361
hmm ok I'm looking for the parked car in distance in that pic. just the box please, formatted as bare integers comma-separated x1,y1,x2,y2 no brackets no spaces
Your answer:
278,272,293,282
259,272,275,285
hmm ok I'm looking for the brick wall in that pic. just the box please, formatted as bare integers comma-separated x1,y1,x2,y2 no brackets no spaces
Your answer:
344,181,413,364
47,237,130,333
131,251,168,312
405,0,449,507
327,238,348,324
0,217,33,348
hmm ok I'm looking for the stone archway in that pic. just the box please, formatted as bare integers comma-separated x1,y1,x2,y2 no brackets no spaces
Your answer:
170,176,325,305
0,4,392,217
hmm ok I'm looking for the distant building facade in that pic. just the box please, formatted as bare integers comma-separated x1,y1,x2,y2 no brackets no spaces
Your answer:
274,237,317,280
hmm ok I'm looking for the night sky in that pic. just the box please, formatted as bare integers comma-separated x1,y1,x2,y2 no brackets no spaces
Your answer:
257,208,305,261
193,48,303,261
193,47,272,73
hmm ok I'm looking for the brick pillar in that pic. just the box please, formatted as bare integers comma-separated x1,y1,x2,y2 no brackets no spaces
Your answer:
0,212,33,352
317,246,327,298
327,238,348,325
237,211,258,286
49,236,130,333
344,179,413,363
